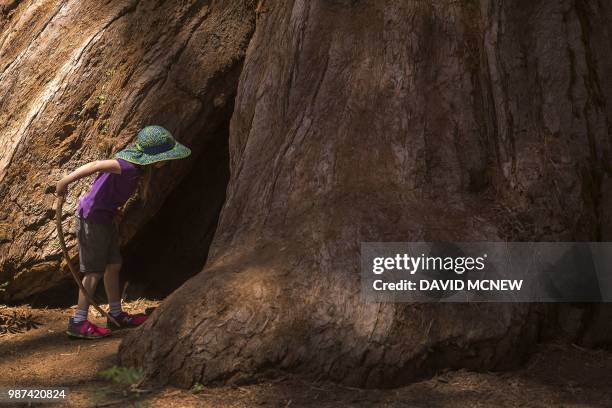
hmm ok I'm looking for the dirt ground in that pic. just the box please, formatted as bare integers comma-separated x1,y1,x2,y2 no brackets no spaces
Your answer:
0,302,611,408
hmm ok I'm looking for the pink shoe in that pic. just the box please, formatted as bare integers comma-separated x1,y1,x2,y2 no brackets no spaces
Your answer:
107,311,147,330
66,318,111,339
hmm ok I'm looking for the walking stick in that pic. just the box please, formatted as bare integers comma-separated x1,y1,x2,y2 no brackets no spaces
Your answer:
55,193,120,327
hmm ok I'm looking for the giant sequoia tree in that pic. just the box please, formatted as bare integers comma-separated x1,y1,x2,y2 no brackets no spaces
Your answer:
1,0,611,388
119,0,611,387
0,0,256,299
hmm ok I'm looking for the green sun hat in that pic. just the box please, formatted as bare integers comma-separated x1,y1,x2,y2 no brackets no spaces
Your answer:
116,125,191,165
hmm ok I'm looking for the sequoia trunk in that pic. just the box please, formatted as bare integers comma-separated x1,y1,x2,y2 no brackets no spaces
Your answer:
118,0,612,387
0,0,256,300
2,0,611,389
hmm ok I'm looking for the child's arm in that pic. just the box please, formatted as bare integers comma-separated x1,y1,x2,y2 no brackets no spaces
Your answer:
56,159,121,195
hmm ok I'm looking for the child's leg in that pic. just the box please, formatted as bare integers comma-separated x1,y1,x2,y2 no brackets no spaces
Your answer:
74,273,102,322
103,263,122,316
68,271,111,338
103,262,147,329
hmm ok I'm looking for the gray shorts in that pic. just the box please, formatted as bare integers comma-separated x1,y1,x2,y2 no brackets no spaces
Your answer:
75,216,122,274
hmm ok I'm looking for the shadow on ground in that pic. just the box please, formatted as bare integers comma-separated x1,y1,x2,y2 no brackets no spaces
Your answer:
0,304,611,407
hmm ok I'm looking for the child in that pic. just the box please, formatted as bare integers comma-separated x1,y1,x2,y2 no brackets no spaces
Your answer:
56,125,191,339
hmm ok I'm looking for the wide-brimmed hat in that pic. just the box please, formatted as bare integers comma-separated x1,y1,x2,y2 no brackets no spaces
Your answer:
116,125,191,165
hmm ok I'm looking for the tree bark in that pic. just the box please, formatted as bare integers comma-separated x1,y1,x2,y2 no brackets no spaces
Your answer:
2,0,611,389
0,0,256,300
118,0,612,388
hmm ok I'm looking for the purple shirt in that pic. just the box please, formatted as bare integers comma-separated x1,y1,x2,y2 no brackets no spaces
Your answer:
77,158,142,224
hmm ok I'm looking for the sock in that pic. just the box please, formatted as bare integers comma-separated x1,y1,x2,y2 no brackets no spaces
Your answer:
109,301,122,316
73,308,88,324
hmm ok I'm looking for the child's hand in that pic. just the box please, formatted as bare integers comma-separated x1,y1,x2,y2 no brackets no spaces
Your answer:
56,179,69,195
